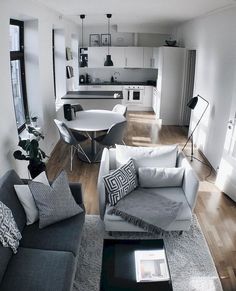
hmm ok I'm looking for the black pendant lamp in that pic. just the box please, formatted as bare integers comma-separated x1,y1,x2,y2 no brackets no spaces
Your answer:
104,14,113,66
79,14,87,67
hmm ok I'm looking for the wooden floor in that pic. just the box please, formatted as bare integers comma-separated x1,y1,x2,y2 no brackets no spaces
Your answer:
47,111,236,291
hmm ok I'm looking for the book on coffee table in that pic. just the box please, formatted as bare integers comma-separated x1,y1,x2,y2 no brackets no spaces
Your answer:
134,249,170,282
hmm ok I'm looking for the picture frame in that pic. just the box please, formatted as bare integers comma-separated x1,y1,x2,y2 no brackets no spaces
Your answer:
89,34,100,47
101,34,111,46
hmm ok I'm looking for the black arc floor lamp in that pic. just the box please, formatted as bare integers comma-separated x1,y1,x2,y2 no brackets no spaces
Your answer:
182,95,209,161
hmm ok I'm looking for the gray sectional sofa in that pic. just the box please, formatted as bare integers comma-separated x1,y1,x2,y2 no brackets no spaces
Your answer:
0,170,85,291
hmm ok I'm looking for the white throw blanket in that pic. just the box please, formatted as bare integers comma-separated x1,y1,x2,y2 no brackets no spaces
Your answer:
0,201,22,253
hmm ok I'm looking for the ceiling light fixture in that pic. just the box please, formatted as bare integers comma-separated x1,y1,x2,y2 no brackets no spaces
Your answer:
104,14,113,66
79,14,87,67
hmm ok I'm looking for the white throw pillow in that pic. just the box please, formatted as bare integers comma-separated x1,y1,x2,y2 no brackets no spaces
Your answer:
138,167,184,188
116,144,178,169
14,171,50,225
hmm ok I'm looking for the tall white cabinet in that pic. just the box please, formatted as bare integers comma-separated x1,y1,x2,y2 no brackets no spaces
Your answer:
156,47,187,125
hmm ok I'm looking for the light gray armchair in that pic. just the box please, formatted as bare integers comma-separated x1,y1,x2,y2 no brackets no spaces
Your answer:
97,146,199,233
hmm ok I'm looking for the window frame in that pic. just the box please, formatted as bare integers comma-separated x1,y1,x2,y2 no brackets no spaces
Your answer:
10,19,28,133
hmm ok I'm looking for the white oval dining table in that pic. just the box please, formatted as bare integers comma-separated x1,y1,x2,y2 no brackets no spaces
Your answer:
63,109,126,162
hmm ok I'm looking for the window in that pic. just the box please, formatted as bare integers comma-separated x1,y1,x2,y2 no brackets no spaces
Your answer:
10,19,28,133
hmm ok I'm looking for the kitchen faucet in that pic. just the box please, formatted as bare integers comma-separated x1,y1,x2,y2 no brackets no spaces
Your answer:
113,71,120,82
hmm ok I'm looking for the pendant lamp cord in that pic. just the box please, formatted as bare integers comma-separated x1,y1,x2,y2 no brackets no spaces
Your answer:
108,17,110,55
81,18,83,48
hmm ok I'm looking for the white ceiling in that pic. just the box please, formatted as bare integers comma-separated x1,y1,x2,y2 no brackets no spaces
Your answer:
35,0,236,29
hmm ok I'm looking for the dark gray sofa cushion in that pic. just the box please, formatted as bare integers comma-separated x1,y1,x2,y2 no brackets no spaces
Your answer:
0,247,75,291
0,170,26,283
0,248,12,283
20,212,85,256
0,170,26,232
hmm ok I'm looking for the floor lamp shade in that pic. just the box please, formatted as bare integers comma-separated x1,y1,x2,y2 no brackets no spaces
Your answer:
182,95,209,161
187,96,198,109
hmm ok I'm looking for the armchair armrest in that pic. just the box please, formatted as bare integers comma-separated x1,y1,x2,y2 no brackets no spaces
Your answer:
177,152,199,210
97,148,110,220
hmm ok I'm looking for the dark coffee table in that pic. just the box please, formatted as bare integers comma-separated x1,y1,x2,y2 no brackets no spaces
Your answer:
100,239,173,291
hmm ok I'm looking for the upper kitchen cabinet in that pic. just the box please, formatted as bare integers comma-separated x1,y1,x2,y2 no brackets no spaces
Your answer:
157,46,187,125
143,47,153,68
124,47,144,68
88,47,107,68
143,47,159,68
88,47,125,68
152,48,160,68
110,47,125,67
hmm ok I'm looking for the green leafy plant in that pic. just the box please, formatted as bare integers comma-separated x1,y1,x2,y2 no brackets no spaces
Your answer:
13,126,47,165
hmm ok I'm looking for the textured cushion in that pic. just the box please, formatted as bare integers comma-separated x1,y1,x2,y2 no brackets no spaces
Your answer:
103,159,138,206
0,202,22,254
21,211,85,256
29,171,83,228
14,172,50,225
139,167,184,188
0,247,75,291
116,144,178,169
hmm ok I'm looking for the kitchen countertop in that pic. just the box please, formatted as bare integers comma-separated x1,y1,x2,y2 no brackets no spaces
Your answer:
62,90,123,99
79,81,156,86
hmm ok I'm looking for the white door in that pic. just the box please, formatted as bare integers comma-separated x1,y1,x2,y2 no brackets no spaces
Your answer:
216,96,236,202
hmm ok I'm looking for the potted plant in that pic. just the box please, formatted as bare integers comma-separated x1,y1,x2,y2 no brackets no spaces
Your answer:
31,116,38,127
13,126,48,178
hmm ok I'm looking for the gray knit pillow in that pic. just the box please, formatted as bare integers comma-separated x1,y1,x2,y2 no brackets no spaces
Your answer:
29,171,83,228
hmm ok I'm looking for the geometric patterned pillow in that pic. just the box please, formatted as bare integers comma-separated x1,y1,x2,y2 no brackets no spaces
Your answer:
0,201,22,254
103,159,138,206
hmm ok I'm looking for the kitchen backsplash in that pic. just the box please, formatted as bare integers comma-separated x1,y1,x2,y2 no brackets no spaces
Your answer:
79,68,158,84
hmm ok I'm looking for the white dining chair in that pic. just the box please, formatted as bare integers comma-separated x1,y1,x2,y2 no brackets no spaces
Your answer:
112,104,127,117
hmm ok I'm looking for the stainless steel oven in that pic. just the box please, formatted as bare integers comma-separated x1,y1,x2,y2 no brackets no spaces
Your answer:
123,86,144,104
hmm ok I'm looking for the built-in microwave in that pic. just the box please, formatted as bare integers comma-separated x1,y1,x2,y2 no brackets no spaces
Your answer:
124,86,144,104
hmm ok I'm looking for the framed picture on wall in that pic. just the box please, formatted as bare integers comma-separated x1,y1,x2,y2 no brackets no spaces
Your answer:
89,34,100,47
101,34,111,46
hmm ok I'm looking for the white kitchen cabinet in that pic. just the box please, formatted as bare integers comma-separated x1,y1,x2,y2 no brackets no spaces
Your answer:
143,48,153,68
143,47,159,68
110,47,125,67
124,47,144,68
157,47,187,125
88,47,107,68
88,47,125,68
152,48,160,69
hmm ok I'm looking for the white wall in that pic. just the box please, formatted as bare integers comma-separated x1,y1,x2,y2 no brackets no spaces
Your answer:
79,68,157,84
175,7,236,170
0,0,79,177
79,24,170,48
